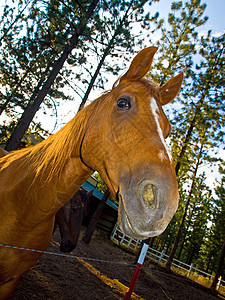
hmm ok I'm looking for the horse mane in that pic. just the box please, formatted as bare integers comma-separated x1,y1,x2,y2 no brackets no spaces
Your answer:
0,91,115,188
0,107,89,185
32,109,88,183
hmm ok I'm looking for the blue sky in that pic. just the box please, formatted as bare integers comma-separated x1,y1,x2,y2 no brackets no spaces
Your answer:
151,0,224,35
203,0,225,33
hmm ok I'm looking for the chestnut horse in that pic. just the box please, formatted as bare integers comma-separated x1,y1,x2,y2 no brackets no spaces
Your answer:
54,189,92,253
0,46,183,298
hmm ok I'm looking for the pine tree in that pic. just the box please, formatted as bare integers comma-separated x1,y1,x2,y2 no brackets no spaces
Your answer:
208,164,225,292
166,136,206,270
78,0,159,111
5,0,99,150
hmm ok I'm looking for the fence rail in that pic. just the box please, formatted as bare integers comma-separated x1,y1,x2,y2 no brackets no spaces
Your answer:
110,223,225,294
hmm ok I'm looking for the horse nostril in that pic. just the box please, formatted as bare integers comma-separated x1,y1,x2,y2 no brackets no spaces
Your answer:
60,243,67,253
141,183,157,209
60,240,75,253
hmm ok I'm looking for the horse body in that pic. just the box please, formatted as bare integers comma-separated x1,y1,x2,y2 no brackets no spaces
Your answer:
55,189,92,253
0,46,183,298
0,136,92,298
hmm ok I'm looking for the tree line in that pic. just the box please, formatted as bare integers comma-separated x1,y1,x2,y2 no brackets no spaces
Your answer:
0,0,224,293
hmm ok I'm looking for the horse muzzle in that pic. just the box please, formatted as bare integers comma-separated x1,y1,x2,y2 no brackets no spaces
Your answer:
60,240,76,253
117,176,179,240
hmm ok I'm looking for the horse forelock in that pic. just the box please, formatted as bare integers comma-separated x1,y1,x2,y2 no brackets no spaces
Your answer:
139,78,160,99
112,77,160,104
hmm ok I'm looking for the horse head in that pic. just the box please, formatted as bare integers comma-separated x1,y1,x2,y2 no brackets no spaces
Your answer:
55,189,93,253
80,47,183,240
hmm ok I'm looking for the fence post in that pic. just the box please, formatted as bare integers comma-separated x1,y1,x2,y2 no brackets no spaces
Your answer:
110,223,118,241
120,233,125,245
188,263,193,278
124,243,149,300
216,276,222,291
134,240,140,252
159,248,165,263
127,238,133,248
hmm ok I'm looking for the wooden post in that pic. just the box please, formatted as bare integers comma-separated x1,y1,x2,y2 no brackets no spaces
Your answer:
124,243,149,300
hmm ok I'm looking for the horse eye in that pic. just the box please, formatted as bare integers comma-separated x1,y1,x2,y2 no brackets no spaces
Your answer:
117,97,131,110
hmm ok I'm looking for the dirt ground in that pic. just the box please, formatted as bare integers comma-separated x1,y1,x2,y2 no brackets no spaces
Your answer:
10,229,221,300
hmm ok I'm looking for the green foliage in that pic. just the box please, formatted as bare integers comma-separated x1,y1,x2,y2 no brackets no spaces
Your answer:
151,0,208,85
93,172,108,194
0,0,160,140
146,1,225,273
196,164,225,275
93,172,118,206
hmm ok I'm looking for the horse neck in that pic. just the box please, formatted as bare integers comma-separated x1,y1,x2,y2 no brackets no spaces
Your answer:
33,108,94,209
0,108,93,216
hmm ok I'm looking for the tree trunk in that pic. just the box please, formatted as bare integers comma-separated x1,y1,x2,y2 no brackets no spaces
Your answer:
1,59,54,118
165,138,205,270
206,254,212,274
177,236,185,260
175,46,223,175
82,189,110,244
5,0,99,151
186,248,195,266
149,237,155,248
210,237,225,293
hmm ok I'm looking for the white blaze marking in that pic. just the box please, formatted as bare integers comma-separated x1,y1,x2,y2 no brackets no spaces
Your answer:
150,98,173,162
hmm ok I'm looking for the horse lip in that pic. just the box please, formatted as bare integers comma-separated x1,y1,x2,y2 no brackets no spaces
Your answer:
118,192,145,237
117,193,136,234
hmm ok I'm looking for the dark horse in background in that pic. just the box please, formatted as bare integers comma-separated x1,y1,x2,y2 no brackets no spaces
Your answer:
54,188,93,253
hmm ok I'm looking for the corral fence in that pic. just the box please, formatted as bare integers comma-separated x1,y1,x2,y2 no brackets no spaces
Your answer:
111,223,225,295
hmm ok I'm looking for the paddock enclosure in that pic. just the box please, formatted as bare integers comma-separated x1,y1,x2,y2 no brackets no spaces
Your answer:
10,228,219,300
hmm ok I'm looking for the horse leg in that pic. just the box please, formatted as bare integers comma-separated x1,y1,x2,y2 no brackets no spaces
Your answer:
0,277,20,299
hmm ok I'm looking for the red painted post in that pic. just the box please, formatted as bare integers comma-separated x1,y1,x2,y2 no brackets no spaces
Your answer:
124,243,149,300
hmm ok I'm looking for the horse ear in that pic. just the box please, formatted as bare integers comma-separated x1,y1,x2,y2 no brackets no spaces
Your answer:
159,72,184,105
0,147,8,158
120,46,158,82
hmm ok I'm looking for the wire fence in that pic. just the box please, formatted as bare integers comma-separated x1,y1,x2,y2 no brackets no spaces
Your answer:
110,223,225,295
0,242,135,267
1,224,224,296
